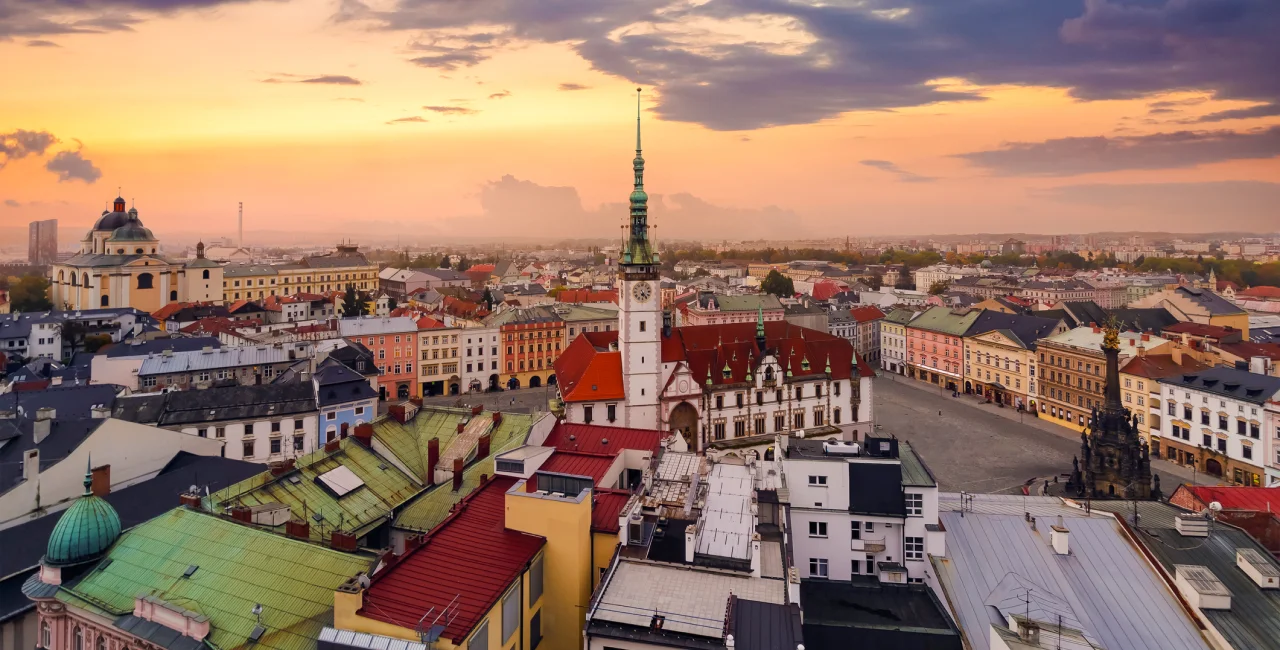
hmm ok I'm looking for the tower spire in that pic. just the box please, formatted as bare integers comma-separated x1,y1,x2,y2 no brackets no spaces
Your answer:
621,88,655,267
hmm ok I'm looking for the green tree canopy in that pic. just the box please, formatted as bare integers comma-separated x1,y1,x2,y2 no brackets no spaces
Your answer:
761,269,795,297
7,274,52,312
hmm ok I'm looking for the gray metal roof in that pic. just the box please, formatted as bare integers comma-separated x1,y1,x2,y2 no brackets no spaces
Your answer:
900,441,937,488
1158,365,1280,405
934,511,1212,650
1094,500,1280,650
138,345,308,375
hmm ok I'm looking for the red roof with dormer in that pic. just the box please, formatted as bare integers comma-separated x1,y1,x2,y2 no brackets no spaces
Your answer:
556,331,624,402
849,305,886,323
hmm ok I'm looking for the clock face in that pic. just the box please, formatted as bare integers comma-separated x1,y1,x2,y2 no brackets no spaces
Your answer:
631,281,652,303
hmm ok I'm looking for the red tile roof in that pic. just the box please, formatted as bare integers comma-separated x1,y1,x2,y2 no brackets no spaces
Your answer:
591,488,633,533
538,452,617,484
467,263,496,273
542,421,664,456
1217,342,1280,361
361,476,544,644
849,306,886,323
557,289,619,304
1182,486,1280,513
1163,322,1240,339
1239,286,1280,299
151,301,208,321
556,332,625,402
1118,354,1209,379
810,280,848,301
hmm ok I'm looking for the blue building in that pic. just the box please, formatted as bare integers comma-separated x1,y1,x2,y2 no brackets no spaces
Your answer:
314,358,379,442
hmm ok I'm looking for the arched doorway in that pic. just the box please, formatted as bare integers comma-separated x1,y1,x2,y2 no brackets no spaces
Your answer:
529,376,542,389
397,383,410,399
489,374,499,391
449,382,460,395
507,377,521,390
669,402,699,449
1206,458,1224,477
548,374,557,386
379,385,387,401
469,379,482,393
964,381,972,394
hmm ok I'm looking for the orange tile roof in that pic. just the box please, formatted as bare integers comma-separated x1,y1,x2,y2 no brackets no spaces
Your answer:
591,488,633,533
543,421,664,456
556,289,618,304
1118,354,1209,379
556,332,624,402
1239,286,1280,299
538,452,616,484
849,305,886,323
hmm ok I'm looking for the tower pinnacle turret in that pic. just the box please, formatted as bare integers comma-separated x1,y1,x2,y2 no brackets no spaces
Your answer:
622,88,656,267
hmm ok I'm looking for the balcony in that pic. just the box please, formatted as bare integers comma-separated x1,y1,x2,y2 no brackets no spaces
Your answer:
850,535,886,553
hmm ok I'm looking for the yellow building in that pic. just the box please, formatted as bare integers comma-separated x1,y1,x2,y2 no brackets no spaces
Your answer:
1130,285,1250,336
49,196,224,312
1036,327,1172,432
962,311,1066,410
1119,350,1210,448
221,244,378,302
336,474,592,650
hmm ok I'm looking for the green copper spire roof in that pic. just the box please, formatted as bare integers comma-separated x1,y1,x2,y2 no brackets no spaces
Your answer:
44,458,121,567
756,306,765,338
622,88,658,267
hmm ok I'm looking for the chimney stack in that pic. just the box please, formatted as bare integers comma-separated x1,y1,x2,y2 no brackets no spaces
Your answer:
34,408,55,444
90,464,111,497
427,438,440,486
1050,516,1069,555
452,458,464,491
477,434,491,460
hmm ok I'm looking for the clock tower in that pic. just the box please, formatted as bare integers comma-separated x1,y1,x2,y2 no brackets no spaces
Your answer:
617,89,662,429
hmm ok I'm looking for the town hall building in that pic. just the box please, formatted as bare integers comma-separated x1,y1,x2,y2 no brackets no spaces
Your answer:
554,92,875,450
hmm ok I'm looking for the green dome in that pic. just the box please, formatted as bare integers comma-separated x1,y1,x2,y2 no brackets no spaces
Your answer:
630,189,648,203
44,466,121,567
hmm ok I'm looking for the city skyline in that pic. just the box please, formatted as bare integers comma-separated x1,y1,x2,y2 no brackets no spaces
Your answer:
3,0,1279,240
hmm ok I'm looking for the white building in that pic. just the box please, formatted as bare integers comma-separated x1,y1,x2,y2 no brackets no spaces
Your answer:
147,383,321,462
460,325,502,393
782,435,941,583
1157,366,1280,487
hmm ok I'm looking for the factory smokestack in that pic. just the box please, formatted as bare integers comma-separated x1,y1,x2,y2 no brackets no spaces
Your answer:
238,201,244,248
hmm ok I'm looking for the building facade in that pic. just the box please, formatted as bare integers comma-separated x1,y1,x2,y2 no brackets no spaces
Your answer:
136,343,313,392
461,325,501,393
417,322,461,396
315,359,380,442
905,307,981,392
1037,327,1170,431
338,316,419,400
879,308,916,375
1157,367,1280,487
28,219,57,266
497,306,565,390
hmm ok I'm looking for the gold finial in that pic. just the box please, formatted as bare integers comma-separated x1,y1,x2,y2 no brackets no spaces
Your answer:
1102,315,1120,351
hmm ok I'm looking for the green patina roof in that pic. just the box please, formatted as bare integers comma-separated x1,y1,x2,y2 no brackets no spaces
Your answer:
907,306,983,336
713,294,782,313
57,507,374,650
372,408,535,484
45,469,122,567
882,308,920,326
392,415,531,533
210,438,419,542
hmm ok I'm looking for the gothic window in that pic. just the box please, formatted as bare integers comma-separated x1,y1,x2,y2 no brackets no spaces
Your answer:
137,273,154,289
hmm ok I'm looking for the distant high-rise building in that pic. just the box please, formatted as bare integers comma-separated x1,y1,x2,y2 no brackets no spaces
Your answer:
28,219,58,265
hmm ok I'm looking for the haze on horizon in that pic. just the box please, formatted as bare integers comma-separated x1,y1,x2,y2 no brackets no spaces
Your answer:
2,0,1279,243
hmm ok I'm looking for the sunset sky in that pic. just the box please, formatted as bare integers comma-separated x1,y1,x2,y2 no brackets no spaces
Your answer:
2,0,1279,244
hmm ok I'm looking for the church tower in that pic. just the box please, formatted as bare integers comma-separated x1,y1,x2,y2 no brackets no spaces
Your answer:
617,89,662,429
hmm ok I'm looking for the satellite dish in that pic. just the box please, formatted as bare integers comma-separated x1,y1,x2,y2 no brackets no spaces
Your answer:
1209,501,1223,513
357,575,371,588
189,485,199,494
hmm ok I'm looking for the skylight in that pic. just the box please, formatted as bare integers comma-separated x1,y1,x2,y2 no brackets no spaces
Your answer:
316,466,365,497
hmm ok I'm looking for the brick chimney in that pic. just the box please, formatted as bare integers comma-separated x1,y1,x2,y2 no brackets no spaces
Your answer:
452,458,464,491
90,464,111,497
229,506,252,523
180,492,202,508
471,404,483,416
353,423,373,446
477,434,491,460
324,438,341,453
427,438,440,486
331,530,358,552
457,422,465,434
286,519,311,539
492,412,503,426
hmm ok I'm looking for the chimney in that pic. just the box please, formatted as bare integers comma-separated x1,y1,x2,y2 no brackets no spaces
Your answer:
90,464,111,497
427,438,440,486
34,408,55,444
180,491,202,509
286,519,311,540
51,376,63,386
1050,516,1069,555
353,423,373,446
324,438,341,453
492,412,502,426
91,406,111,419
471,404,483,416
1141,333,1150,342
331,530,358,552
1018,621,1042,645
229,506,252,523
477,434,491,460
684,524,696,563
23,449,39,482
457,422,465,434
452,458,464,491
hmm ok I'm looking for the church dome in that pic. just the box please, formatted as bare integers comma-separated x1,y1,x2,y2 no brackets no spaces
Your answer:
43,469,121,567
93,210,131,232
106,212,155,242
630,189,648,203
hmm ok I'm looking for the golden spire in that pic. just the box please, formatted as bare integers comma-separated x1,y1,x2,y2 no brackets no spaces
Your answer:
1102,316,1120,351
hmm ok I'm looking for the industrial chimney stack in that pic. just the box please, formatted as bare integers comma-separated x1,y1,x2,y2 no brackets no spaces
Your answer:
238,201,244,247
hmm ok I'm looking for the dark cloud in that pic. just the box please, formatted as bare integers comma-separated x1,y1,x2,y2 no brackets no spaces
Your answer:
423,105,477,115
1149,98,1206,110
1,0,252,38
300,75,362,85
1038,181,1280,231
488,90,510,99
339,0,1280,131
3,199,20,207
956,126,1280,175
26,39,59,46
474,174,803,239
386,116,428,124
1192,103,1280,123
860,159,936,183
45,149,102,183
0,129,59,167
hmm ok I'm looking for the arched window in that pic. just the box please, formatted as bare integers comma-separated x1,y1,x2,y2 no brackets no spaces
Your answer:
169,290,178,301
82,273,90,287
101,295,109,307
137,273,154,290
202,270,210,280
41,622,51,648
58,270,64,282
96,636,107,650
71,274,79,287
75,626,84,650
117,249,124,254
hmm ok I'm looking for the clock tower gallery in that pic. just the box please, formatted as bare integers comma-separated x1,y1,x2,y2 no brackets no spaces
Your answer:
617,89,662,429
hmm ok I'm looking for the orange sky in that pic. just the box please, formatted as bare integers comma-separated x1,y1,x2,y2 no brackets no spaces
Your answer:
2,0,1279,244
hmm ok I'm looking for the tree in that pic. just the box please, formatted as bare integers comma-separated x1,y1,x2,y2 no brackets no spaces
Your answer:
387,296,398,311
440,255,452,269
8,274,52,312
84,334,112,354
482,287,495,309
56,319,90,358
457,256,470,272
894,265,914,290
692,268,711,278
341,284,368,317
867,273,883,291
761,269,794,297
928,280,950,295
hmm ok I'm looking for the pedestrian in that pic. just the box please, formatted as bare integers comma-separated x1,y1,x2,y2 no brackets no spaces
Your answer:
938,410,942,416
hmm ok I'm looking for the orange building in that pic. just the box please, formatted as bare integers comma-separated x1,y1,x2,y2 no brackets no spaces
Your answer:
495,306,564,389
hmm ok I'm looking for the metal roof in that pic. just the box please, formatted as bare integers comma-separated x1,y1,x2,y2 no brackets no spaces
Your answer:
1158,365,1280,405
55,508,374,650
138,345,309,375
695,463,755,561
336,317,418,337
934,511,1211,650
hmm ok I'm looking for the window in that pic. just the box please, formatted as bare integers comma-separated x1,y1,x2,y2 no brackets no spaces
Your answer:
294,435,304,451
74,626,83,650
243,440,254,458
529,554,544,602
834,382,841,396
1217,437,1227,453
808,475,827,486
216,427,225,438
468,620,489,650
1251,423,1260,439
271,421,281,433
137,272,154,289
502,585,520,643
1243,445,1253,460
775,413,785,432
639,320,646,332
808,521,828,538
851,520,862,539
41,622,51,649
905,536,924,560
793,411,805,429
143,376,157,388
715,395,724,410
734,419,746,437
530,609,542,649
607,403,617,422
713,421,726,440
270,438,282,454
905,493,923,516
583,405,593,424
1168,402,1176,416
197,428,207,438
1220,415,1229,431
834,407,842,424
866,555,875,574
809,558,829,578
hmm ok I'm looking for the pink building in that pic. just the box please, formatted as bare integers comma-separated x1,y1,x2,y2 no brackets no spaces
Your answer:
905,306,982,392
337,316,419,400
